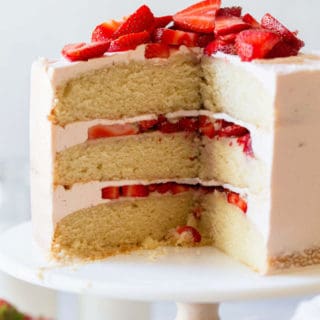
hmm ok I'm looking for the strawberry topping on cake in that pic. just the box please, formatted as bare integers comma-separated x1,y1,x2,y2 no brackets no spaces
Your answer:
61,0,304,61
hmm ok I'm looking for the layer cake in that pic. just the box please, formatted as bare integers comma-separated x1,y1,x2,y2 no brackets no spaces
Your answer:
30,1,320,273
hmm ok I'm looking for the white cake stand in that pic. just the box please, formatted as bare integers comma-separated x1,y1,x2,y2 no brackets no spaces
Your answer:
1,222,320,320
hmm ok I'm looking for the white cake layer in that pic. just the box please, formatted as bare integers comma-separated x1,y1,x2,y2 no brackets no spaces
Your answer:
30,49,320,260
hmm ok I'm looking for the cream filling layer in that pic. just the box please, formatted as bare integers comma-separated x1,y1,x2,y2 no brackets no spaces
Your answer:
53,111,273,167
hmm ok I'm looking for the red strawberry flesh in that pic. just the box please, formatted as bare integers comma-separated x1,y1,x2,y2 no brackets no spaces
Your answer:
215,16,251,36
139,119,159,132
62,42,110,62
122,185,150,197
176,225,202,243
91,20,122,42
108,31,150,52
235,29,281,61
242,13,261,29
173,0,221,33
237,134,254,157
261,13,304,50
154,15,173,28
227,192,247,213
112,5,155,38
217,6,242,17
205,39,236,56
144,43,170,59
218,124,249,137
101,186,120,199
88,124,138,139
154,28,199,47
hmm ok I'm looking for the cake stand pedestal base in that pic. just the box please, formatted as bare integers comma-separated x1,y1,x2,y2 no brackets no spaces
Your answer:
175,303,219,320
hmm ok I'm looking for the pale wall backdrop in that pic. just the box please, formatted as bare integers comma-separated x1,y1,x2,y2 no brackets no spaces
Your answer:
0,0,319,159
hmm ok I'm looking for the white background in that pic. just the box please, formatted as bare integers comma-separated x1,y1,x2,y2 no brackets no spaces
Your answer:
0,0,319,159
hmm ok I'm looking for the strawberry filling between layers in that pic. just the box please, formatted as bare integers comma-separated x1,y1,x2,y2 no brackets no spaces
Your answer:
101,182,248,213
87,115,254,157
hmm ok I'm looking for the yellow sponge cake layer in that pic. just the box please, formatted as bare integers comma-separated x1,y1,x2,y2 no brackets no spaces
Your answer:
52,193,194,260
51,52,202,126
54,132,200,186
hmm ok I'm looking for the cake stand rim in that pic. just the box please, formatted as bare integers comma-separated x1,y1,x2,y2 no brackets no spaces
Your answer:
1,221,320,303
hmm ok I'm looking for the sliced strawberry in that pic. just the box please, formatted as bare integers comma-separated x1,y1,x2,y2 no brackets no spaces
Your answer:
215,16,251,36
154,15,173,28
215,119,230,128
176,225,202,243
218,124,249,137
235,29,281,61
217,6,242,17
91,20,123,42
121,184,149,197
156,183,174,194
199,116,215,138
242,13,261,29
101,186,120,200
204,39,236,55
267,40,299,58
108,31,150,52
158,119,180,133
197,33,215,48
88,124,138,139
173,0,221,33
145,43,170,59
237,134,254,157
148,184,158,192
139,119,159,132
62,42,110,62
171,184,191,195
261,13,304,50
178,117,199,132
154,28,199,47
200,186,212,194
219,33,237,43
227,192,247,213
112,5,154,38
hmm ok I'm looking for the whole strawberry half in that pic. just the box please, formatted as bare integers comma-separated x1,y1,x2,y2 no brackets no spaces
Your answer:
62,42,110,61
235,29,281,61
173,0,221,33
